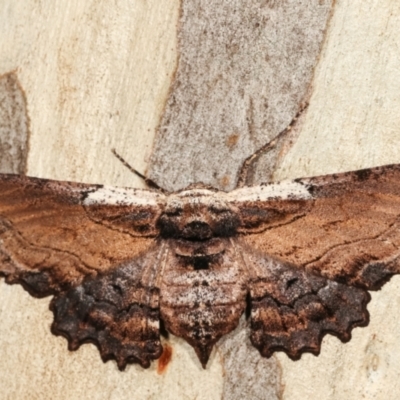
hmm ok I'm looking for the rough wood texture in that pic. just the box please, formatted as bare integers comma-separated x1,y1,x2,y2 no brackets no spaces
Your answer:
148,0,333,192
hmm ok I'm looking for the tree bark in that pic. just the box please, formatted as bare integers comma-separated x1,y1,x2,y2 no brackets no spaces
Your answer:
1,1,400,399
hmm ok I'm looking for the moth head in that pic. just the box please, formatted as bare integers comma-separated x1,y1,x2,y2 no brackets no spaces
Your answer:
158,189,240,240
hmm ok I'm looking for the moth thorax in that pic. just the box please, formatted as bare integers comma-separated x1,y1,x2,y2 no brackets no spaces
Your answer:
158,196,240,240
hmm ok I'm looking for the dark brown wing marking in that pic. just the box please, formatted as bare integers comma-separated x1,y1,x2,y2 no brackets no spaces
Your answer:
234,164,400,290
237,242,369,359
51,242,168,369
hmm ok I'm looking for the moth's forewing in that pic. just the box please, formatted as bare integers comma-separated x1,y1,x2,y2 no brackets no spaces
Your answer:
0,174,164,295
233,165,400,289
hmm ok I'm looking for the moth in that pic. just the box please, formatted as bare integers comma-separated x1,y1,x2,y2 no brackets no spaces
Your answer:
1,164,400,370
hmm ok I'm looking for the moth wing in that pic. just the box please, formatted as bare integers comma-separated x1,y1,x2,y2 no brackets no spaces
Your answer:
229,164,400,290
236,242,369,360
51,242,168,369
0,174,165,296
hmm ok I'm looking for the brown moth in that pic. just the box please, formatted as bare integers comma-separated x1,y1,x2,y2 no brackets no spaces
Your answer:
1,165,400,370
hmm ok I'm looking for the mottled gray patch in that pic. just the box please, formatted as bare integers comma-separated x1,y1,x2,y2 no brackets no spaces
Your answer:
0,72,30,174
148,0,334,191
218,317,283,400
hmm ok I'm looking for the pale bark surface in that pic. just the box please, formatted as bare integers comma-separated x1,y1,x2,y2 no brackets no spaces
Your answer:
0,1,400,399
0,0,179,189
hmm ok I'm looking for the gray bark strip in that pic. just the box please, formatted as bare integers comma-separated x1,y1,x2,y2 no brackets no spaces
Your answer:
219,317,283,400
147,1,335,397
0,72,29,174
148,0,334,192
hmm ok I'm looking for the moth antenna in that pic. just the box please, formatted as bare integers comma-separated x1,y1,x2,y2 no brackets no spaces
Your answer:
236,102,309,188
111,148,166,192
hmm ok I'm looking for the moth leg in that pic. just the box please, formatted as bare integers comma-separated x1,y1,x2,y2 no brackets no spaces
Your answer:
241,249,370,360
50,243,168,370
